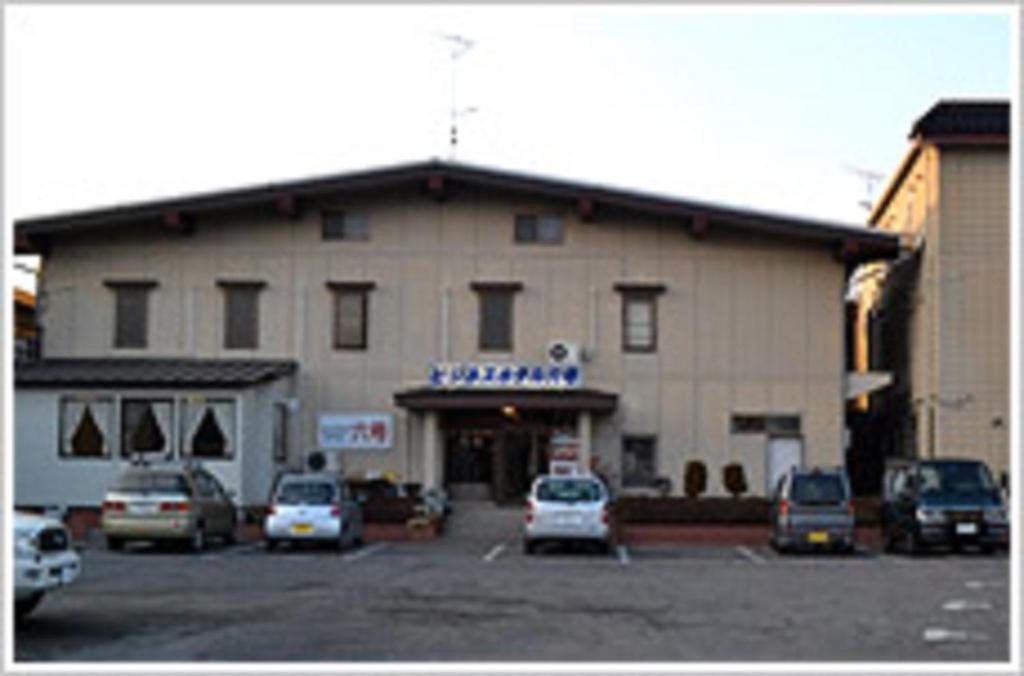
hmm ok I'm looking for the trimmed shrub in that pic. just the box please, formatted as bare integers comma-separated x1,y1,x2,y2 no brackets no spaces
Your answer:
722,463,748,498
683,461,708,498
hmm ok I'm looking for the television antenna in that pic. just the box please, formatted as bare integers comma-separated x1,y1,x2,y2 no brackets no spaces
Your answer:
436,32,478,159
844,164,886,213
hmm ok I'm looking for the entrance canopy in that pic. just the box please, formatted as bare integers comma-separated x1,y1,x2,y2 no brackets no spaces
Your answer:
394,387,617,412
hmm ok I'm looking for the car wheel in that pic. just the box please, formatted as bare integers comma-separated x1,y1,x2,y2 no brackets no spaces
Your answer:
524,540,536,555
265,538,277,552
980,544,996,555
906,530,923,556
190,524,206,553
106,536,125,552
883,529,896,553
224,516,237,545
15,593,44,620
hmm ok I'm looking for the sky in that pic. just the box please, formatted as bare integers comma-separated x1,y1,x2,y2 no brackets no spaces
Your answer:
4,5,1015,291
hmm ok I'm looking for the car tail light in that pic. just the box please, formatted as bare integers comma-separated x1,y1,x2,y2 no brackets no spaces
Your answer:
601,505,610,524
159,501,190,513
526,500,534,524
102,500,126,512
779,499,789,518
330,503,341,517
267,504,277,515
848,503,856,518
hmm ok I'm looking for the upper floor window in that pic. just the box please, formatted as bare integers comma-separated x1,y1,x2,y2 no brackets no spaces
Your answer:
322,210,369,241
615,283,665,353
514,214,564,244
218,281,264,350
471,282,522,352
328,281,375,350
105,280,157,349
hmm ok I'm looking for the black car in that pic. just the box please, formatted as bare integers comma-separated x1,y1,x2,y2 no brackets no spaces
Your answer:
881,458,1008,554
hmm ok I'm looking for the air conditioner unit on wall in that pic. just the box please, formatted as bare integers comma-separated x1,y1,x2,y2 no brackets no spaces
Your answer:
305,450,344,474
547,340,582,365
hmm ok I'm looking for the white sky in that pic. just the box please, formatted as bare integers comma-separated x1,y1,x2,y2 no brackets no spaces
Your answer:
4,5,1014,292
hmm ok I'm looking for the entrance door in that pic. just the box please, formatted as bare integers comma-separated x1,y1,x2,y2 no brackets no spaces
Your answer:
444,430,494,501
494,430,532,504
766,436,803,495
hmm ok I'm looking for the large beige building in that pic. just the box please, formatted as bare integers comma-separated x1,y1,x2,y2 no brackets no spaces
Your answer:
14,161,896,509
853,100,1010,483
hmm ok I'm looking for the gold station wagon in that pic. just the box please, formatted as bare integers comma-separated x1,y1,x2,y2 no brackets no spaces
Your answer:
101,463,237,552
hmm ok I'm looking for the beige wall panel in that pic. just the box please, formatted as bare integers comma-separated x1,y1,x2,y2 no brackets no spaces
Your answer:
659,378,695,493
732,256,771,379
695,380,730,477
695,258,734,379
768,256,807,380
657,258,696,378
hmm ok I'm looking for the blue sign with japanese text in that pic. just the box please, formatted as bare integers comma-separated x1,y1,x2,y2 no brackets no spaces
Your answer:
428,362,582,389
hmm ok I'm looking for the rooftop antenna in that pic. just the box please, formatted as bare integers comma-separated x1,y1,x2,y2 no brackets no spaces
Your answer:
844,164,886,213
436,32,478,160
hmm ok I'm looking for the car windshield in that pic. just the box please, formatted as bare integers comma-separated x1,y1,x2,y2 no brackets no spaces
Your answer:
276,481,336,505
918,462,995,496
113,472,191,496
536,478,601,503
791,474,846,505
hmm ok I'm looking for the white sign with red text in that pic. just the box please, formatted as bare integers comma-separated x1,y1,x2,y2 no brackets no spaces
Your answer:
318,413,394,450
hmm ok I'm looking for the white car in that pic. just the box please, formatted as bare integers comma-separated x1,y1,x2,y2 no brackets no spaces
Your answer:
524,474,611,555
264,473,365,551
14,511,81,619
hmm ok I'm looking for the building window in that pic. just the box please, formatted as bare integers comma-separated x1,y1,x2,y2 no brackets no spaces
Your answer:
219,281,264,350
622,436,657,487
59,397,114,459
273,402,288,463
731,414,802,435
180,397,236,460
328,282,375,350
105,281,156,349
322,210,369,241
471,282,522,352
615,284,665,353
514,214,564,244
121,398,174,459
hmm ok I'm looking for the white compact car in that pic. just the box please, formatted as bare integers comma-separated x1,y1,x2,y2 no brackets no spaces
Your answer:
524,474,611,555
264,473,365,551
14,511,81,619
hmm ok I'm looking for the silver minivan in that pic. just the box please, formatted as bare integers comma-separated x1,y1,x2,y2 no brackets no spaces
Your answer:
264,473,365,551
523,474,611,555
770,467,856,554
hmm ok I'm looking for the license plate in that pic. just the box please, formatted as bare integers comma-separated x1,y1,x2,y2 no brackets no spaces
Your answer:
807,531,830,544
291,523,314,535
956,522,978,535
130,503,158,515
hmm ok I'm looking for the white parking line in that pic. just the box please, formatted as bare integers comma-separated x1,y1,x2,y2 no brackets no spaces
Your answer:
616,545,630,565
342,542,387,562
942,598,993,612
966,580,1006,590
482,543,506,563
923,627,988,643
735,546,766,565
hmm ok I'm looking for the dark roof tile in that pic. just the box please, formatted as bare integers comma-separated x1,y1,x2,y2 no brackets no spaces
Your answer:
15,358,298,388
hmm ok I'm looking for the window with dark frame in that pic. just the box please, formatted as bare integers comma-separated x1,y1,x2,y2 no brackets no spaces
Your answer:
121,398,174,459
59,397,114,459
472,283,520,352
622,436,657,487
321,210,369,241
514,214,564,244
106,281,155,349
329,282,373,350
615,284,664,353
219,282,263,350
730,414,802,435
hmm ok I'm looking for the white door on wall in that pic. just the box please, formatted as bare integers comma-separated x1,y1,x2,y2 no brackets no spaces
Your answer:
765,436,803,495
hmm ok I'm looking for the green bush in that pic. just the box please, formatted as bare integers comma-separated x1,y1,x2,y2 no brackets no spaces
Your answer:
722,463,748,498
683,460,707,498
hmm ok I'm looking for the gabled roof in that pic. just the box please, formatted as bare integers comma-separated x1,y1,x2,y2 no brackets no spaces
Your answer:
14,159,898,262
15,358,298,388
870,99,1010,225
910,100,1010,139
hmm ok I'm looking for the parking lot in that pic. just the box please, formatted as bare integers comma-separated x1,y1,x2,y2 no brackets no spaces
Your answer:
14,507,1010,663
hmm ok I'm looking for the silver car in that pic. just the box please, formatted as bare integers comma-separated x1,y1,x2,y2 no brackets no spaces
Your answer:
770,467,856,554
523,474,611,555
264,473,365,551
14,511,81,619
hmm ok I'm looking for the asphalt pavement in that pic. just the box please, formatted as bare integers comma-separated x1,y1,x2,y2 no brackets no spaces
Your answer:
13,505,1011,663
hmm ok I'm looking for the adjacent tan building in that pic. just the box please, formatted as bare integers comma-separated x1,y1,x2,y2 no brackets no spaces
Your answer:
15,161,897,509
852,100,1010,483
